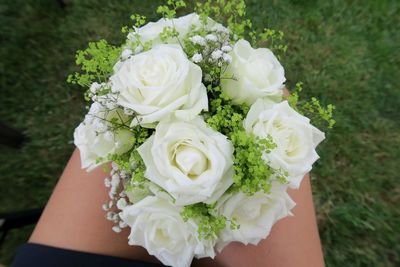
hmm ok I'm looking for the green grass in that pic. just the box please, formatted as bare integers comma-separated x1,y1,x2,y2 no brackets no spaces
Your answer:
0,0,399,266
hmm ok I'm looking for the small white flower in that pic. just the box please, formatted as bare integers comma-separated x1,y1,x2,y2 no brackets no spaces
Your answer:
90,82,102,94
191,53,203,63
104,177,111,187
190,35,206,46
111,175,120,187
222,53,232,63
119,220,128,228
116,198,127,210
205,34,218,42
112,226,122,233
89,102,103,114
102,203,110,211
121,49,132,60
106,211,115,221
111,162,119,170
211,49,223,60
211,24,229,34
123,107,134,116
120,170,127,178
204,74,212,82
111,173,120,181
221,45,232,52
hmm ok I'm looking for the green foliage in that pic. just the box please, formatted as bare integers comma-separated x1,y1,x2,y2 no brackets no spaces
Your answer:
286,81,303,109
195,0,251,39
252,28,287,56
302,98,336,129
129,150,147,184
157,0,186,19
128,127,152,183
205,94,284,195
130,14,147,28
287,82,336,131
181,203,227,240
230,131,281,194
195,0,287,57
159,26,179,43
67,40,121,87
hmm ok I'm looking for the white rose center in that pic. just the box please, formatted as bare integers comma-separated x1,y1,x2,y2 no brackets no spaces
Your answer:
245,58,273,87
139,56,175,87
233,197,265,221
269,119,304,158
173,143,208,178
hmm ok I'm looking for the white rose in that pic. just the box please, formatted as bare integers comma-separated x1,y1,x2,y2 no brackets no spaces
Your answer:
73,103,133,171
244,99,325,188
216,183,295,250
120,196,215,267
221,39,286,105
110,44,208,128
130,13,219,45
137,117,234,205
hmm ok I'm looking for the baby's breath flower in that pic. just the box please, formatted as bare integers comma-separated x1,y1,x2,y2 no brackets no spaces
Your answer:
117,198,127,209
90,102,103,114
121,49,133,60
90,82,102,94
211,50,223,60
190,35,206,46
104,177,111,188
191,53,203,63
204,74,212,82
123,107,134,116
111,162,119,170
119,220,128,228
106,211,116,221
205,34,218,42
102,203,110,211
223,53,232,63
112,226,122,233
211,24,230,34
221,45,232,52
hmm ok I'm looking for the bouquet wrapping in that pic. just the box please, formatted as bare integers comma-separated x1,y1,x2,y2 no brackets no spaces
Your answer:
70,1,334,266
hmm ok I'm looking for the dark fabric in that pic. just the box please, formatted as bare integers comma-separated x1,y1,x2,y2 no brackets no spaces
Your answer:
11,243,165,267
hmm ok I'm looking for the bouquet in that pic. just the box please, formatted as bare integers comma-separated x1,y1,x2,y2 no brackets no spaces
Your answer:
69,1,335,266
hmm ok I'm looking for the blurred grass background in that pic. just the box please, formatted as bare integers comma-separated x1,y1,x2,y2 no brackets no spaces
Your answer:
0,0,399,266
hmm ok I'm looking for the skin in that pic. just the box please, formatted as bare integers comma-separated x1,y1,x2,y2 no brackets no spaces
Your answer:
30,89,325,267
